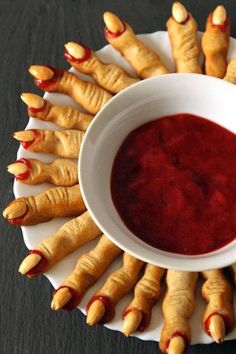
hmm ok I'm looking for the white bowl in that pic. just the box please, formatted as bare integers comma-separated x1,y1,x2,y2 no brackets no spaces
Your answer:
79,73,236,271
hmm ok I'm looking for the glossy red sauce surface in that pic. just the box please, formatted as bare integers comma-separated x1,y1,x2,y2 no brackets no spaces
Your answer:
211,14,230,32
34,67,63,91
28,101,46,114
104,22,126,39
21,129,41,150
15,158,31,180
8,214,27,226
111,114,236,255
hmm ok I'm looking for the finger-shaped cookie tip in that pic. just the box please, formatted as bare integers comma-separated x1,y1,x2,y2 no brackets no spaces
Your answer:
103,11,125,33
3,200,27,219
21,93,45,109
122,309,142,336
7,162,28,175
28,65,54,80
172,2,188,24
168,336,185,354
65,42,85,59
86,300,105,325
212,5,227,26
19,253,42,275
13,130,36,142
209,314,225,343
51,287,72,311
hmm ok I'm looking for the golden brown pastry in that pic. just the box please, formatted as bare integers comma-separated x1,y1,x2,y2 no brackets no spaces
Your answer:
13,129,84,159
166,2,202,73
202,5,230,78
51,235,122,311
103,12,169,79
28,65,112,114
86,253,144,325
64,42,139,93
159,270,198,354
230,264,236,285
18,211,102,277
224,57,236,84
122,264,165,336
201,270,235,343
7,158,77,186
2,184,85,225
21,93,93,131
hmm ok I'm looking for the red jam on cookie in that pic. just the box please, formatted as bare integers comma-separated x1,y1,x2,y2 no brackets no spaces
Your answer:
104,22,126,39
14,158,32,180
111,113,236,255
21,129,41,149
64,44,92,64
34,67,63,91
86,295,115,324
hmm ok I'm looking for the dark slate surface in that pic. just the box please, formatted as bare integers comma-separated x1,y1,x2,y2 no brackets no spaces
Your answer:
0,0,236,353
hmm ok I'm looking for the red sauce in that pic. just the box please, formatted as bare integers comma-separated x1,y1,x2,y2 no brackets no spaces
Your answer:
111,114,236,255
104,22,126,39
29,101,46,114
64,44,92,64
86,295,114,324
122,307,149,332
21,129,41,150
26,250,48,277
14,158,31,180
211,14,230,32
34,67,63,91
53,286,81,311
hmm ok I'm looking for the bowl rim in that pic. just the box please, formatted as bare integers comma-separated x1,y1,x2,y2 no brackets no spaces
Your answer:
79,73,236,271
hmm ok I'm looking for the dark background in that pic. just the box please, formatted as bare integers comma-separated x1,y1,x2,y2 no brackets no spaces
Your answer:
1,0,236,353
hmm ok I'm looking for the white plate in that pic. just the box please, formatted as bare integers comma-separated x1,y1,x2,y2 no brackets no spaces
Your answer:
14,31,236,345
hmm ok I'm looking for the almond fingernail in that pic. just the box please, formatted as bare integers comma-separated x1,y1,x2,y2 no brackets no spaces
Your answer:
86,300,105,325
51,287,72,310
13,130,36,142
7,162,28,175
28,65,54,80
19,254,42,275
172,2,188,24
209,314,225,343
103,12,125,33
123,310,142,336
168,336,185,354
65,42,85,59
3,200,27,219
212,5,227,26
21,93,45,109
